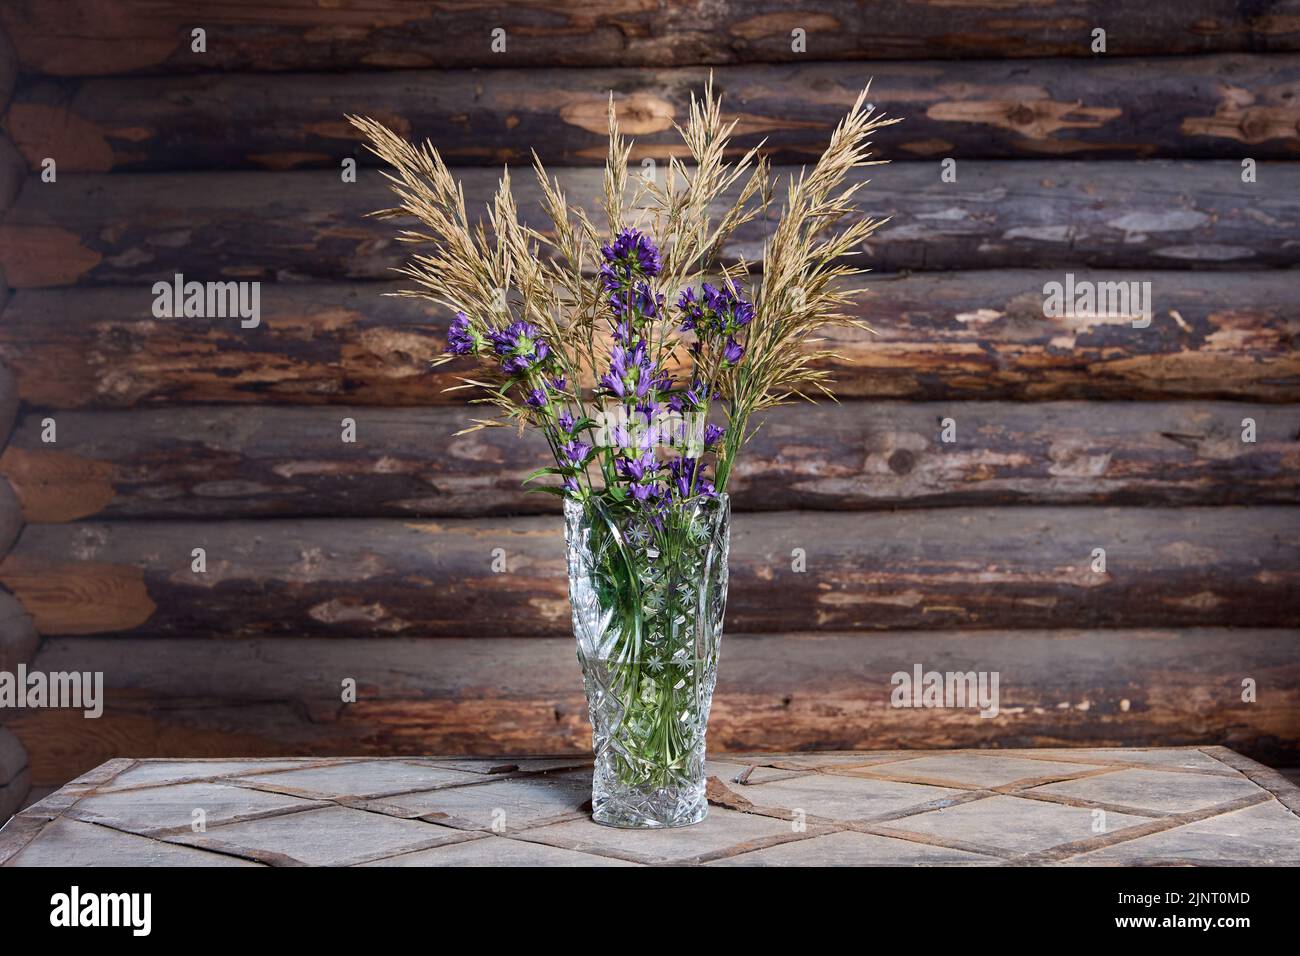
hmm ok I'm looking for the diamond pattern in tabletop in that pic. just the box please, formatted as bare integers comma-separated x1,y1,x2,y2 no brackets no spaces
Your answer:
1066,800,1300,866
705,759,804,785
68,781,321,834
710,829,999,866
363,776,591,831
1026,767,1263,814
840,752,1110,789
8,752,1297,866
99,760,318,791
731,752,916,772
1025,748,1243,776
423,757,594,775
738,771,966,822
523,806,801,864
363,835,640,866
6,818,262,867
874,793,1151,856
235,760,481,799
171,805,470,866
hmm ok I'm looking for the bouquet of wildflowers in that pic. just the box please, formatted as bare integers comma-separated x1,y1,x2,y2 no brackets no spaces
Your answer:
352,82,895,824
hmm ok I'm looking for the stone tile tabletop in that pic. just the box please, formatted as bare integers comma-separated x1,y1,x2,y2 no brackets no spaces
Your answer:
2,748,1297,866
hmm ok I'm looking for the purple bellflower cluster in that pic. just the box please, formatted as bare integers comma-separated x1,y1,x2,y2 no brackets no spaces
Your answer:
442,227,753,520
594,230,731,519
676,281,754,367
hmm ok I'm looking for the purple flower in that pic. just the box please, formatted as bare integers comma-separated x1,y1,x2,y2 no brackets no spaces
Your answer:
563,477,580,494
598,369,626,399
660,455,722,502
616,450,658,483
666,456,716,499
447,312,476,355
600,337,661,403
488,321,529,354
668,380,704,413
610,282,664,321
557,409,575,432
629,482,658,502
704,423,725,449
600,261,629,295
635,400,664,425
524,388,548,409
676,288,702,331
676,281,754,341
704,281,754,328
489,321,551,376
629,337,647,364
560,440,591,468
608,419,632,448
600,229,662,288
722,337,744,366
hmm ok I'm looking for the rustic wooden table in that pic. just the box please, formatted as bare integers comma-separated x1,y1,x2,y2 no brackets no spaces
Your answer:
3,748,1298,866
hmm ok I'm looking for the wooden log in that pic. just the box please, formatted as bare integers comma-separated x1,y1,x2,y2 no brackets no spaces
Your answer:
0,508,1295,638
2,402,1297,522
0,132,26,211
0,359,16,442
4,1,1300,75
1,282,452,407
0,726,31,821
10,55,1300,173
4,271,1297,409
0,588,38,672
0,477,19,555
0,14,14,109
5,629,1298,787
0,726,27,784
0,161,1293,288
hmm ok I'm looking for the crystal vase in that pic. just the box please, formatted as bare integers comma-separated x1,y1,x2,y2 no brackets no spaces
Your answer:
564,493,730,828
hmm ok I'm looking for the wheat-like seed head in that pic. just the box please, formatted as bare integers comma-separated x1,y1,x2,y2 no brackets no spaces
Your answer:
349,83,899,473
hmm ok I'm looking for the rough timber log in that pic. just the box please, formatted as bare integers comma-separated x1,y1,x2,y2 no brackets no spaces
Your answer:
0,162,1295,288
0,360,17,446
1,402,1296,521
0,477,20,555
0,16,26,701
3,1,1299,75
0,726,31,820
2,271,1296,409
5,629,1298,787
0,588,38,672
0,15,14,108
9,55,1300,172
0,508,1295,639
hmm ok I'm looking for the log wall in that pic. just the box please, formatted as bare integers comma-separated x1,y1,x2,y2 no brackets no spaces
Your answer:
0,15,31,818
4,273,1300,407
0,3,1297,795
9,55,1300,171
4,2,1300,73
2,163,1296,288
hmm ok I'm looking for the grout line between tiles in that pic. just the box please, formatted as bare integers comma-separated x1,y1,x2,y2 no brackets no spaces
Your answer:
1010,791,1273,865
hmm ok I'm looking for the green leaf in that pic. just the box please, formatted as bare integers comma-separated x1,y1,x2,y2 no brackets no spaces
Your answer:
522,466,566,484
524,486,568,498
